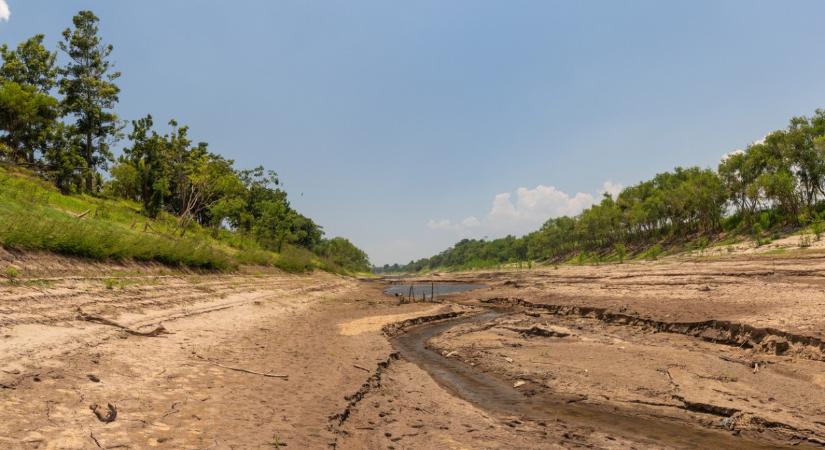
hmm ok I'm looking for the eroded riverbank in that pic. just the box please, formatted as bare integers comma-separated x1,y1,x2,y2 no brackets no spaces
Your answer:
3,252,825,448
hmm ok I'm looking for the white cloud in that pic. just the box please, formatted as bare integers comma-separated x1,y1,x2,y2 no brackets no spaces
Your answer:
461,216,481,228
485,185,596,234
0,1,9,22
600,181,623,198
428,181,622,238
426,219,457,231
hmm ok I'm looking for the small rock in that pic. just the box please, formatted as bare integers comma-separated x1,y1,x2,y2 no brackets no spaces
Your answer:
87,374,100,383
513,380,526,388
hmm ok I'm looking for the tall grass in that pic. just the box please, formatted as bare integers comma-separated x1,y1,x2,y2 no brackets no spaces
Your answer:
0,204,234,270
0,166,361,273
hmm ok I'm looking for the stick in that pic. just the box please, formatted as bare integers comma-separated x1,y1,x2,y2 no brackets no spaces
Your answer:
76,308,170,337
353,364,370,372
192,353,288,379
75,209,91,219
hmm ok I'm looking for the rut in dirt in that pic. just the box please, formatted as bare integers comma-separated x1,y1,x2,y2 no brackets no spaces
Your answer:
483,297,825,360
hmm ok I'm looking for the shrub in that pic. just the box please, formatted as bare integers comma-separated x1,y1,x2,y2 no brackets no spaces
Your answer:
274,245,316,273
614,243,627,263
645,244,662,260
4,265,19,281
811,220,824,241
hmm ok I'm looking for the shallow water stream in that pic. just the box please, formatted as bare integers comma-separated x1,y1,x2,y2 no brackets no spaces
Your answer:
383,282,485,298
392,311,797,449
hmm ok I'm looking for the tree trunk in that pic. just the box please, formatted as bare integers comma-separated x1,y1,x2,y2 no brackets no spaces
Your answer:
84,132,94,193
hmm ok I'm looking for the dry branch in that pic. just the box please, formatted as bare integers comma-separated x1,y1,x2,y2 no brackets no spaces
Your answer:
76,308,171,337
192,353,288,379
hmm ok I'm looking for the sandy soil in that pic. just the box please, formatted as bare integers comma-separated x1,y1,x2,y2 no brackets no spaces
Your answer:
2,250,825,449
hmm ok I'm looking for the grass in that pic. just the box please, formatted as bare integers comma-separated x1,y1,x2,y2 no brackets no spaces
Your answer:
0,166,352,273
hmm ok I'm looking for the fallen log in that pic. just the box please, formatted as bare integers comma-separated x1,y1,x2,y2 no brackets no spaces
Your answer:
76,308,171,337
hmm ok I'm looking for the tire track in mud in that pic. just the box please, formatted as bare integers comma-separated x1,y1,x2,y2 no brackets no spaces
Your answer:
0,278,345,330
482,297,825,361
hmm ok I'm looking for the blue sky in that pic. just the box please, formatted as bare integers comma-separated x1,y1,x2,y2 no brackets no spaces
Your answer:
2,1,825,265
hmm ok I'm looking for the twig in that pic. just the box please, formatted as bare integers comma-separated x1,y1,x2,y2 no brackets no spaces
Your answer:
90,431,103,448
76,308,171,337
75,209,91,219
353,364,370,372
192,353,288,379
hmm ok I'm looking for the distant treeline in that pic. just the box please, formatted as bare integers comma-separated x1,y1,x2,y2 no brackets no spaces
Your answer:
0,10,369,272
378,110,825,273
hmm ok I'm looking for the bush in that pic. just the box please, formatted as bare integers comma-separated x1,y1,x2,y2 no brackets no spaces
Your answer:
721,213,743,232
274,245,316,273
4,265,19,281
614,243,627,263
811,220,824,241
644,244,663,260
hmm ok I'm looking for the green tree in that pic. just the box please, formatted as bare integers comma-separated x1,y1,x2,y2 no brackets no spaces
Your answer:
253,199,295,252
58,10,122,193
43,122,85,193
0,81,59,163
119,115,170,218
0,34,58,93
316,237,370,272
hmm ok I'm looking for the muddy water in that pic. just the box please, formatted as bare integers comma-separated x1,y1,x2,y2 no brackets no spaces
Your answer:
383,282,486,297
392,311,796,450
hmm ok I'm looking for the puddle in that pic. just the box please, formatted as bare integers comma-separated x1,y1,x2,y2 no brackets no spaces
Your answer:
392,311,799,450
384,283,485,298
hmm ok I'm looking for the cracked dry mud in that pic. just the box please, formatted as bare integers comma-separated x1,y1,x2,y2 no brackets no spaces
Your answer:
2,250,825,448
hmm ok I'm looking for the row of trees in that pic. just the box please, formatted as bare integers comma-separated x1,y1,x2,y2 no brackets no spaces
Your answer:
380,110,825,272
0,11,370,272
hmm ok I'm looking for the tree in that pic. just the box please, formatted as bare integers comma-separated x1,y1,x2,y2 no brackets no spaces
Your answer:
176,148,244,232
253,199,295,252
0,81,59,163
119,115,170,218
316,237,370,272
42,122,85,193
58,10,121,193
0,34,58,93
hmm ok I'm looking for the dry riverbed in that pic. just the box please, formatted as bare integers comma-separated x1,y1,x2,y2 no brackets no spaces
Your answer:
2,250,825,448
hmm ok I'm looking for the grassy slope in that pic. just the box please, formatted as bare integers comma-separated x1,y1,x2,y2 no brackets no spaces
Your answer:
0,165,336,272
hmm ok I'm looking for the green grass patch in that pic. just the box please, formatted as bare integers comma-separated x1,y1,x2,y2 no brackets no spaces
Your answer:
0,166,357,273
